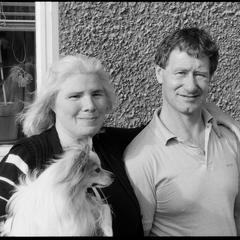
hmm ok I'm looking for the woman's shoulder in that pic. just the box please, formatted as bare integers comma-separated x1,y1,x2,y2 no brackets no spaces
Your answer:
13,127,52,150
15,126,60,148
99,125,145,140
93,125,146,154
4,129,49,161
7,126,62,168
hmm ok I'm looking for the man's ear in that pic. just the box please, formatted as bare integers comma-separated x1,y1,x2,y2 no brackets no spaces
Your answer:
155,65,164,84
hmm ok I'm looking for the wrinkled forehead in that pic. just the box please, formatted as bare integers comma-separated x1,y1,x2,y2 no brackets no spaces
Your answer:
174,42,208,59
165,46,210,71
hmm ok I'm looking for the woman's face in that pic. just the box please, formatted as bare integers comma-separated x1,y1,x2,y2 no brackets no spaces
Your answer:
53,73,109,141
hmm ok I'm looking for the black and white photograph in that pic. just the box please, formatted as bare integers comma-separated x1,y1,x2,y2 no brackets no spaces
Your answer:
0,1,239,236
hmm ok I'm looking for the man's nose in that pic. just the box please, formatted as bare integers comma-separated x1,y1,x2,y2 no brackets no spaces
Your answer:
184,73,198,92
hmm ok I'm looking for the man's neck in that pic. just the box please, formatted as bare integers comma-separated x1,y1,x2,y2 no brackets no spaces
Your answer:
159,105,205,149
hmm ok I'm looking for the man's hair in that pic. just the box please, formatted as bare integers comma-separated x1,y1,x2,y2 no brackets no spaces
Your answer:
154,27,219,76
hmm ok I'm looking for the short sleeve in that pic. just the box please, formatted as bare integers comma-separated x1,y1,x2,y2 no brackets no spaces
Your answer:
124,145,156,236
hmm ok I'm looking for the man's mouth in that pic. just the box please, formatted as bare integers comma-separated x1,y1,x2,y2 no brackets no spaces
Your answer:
179,94,200,99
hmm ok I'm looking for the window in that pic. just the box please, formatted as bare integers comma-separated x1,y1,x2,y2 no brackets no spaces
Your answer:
0,2,35,31
0,2,59,147
0,2,35,144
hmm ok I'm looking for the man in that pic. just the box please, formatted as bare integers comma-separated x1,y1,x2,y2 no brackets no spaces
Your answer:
123,27,240,236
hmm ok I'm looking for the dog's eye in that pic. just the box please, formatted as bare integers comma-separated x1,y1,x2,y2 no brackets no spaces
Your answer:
94,167,101,173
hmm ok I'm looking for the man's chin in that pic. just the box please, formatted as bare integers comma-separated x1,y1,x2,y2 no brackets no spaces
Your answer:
181,106,202,115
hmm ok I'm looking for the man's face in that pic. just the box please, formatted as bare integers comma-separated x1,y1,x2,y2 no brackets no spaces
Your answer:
156,48,211,116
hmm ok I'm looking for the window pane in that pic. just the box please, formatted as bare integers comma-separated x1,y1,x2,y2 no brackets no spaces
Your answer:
0,2,35,31
0,2,35,144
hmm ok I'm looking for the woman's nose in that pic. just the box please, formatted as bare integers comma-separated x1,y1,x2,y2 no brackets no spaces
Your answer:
81,96,96,112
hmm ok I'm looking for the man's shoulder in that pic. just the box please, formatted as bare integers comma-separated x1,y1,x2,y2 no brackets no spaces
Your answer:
123,123,155,158
128,122,154,144
214,123,240,159
217,123,239,141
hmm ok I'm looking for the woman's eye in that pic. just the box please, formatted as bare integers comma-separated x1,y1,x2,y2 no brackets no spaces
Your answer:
68,94,80,99
176,71,185,76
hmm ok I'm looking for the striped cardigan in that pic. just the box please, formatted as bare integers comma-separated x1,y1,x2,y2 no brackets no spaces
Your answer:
0,125,144,236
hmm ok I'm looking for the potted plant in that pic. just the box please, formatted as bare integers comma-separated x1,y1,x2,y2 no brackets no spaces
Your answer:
0,63,33,143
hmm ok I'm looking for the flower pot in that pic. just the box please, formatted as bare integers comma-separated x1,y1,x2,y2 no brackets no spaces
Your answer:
0,101,23,144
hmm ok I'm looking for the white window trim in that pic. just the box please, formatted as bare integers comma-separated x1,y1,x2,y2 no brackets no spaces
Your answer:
35,1,59,94
0,2,59,159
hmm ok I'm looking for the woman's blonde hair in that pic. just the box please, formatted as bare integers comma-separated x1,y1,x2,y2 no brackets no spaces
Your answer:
19,54,115,137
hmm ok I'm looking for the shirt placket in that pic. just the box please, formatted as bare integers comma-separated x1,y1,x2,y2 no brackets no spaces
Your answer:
204,122,213,169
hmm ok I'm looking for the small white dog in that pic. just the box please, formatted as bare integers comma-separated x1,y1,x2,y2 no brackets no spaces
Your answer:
0,144,114,236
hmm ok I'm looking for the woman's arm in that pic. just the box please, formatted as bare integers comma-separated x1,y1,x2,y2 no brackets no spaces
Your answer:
0,145,31,219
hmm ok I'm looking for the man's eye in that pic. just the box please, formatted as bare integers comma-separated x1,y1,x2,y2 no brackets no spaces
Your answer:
93,93,102,97
93,91,104,97
195,73,207,78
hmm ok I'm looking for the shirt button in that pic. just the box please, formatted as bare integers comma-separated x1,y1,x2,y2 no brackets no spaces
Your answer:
198,149,205,155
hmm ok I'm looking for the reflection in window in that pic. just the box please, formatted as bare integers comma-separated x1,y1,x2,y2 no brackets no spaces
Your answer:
0,2,35,143
0,31,35,103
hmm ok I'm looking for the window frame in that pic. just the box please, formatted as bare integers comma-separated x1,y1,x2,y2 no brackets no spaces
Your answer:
0,2,59,157
35,1,59,94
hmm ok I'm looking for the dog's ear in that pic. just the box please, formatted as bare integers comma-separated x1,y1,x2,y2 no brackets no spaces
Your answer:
56,144,91,185
77,144,91,170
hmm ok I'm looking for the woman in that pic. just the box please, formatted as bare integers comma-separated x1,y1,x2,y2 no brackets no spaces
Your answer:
0,54,144,236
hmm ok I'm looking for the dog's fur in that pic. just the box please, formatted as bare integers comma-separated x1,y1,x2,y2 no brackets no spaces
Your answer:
0,144,114,236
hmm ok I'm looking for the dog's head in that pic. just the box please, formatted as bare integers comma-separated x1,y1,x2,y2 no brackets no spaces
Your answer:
55,144,114,193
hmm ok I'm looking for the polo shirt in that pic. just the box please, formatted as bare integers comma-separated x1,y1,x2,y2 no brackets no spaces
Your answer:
124,108,240,236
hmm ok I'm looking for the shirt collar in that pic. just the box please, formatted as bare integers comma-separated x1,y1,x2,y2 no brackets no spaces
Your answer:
149,107,220,145
202,107,222,138
149,108,176,145
202,107,214,125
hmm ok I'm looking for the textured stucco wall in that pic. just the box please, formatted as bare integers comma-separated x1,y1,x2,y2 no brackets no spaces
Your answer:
59,2,240,127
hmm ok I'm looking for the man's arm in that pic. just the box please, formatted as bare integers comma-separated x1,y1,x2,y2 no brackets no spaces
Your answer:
206,102,240,235
234,139,240,235
235,190,240,235
123,146,156,236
